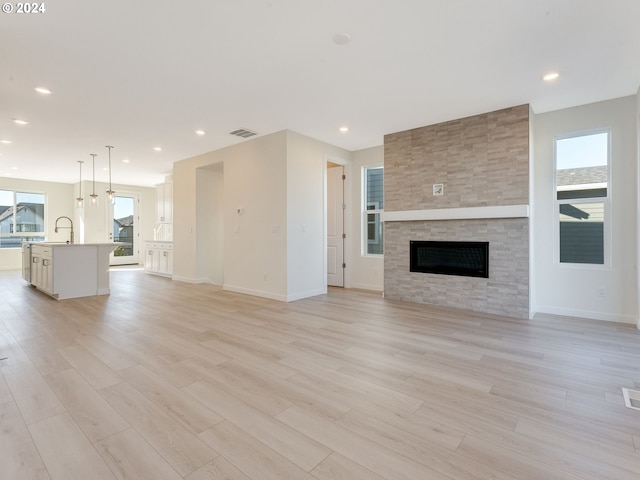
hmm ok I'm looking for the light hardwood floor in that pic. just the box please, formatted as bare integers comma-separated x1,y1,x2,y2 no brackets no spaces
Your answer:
1,267,639,480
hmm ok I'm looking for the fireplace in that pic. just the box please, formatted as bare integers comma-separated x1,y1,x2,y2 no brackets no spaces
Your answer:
410,240,489,278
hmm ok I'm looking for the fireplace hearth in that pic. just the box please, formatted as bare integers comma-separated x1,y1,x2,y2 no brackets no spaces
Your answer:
410,240,489,278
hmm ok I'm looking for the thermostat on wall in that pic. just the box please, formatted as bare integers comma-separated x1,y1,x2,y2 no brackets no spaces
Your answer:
433,184,444,196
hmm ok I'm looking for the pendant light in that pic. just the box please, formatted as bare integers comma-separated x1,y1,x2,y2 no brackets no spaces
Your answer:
90,153,99,206
105,145,115,203
76,160,84,208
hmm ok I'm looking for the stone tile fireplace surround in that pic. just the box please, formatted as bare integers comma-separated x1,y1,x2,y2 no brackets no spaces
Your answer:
382,105,530,319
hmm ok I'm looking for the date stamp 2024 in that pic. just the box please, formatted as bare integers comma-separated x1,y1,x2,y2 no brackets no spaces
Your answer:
2,2,46,14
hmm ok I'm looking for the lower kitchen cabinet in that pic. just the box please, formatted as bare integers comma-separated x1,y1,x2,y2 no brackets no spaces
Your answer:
144,241,173,277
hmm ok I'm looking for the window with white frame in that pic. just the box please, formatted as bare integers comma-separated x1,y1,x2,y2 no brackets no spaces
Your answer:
0,189,46,248
363,166,384,255
555,130,609,265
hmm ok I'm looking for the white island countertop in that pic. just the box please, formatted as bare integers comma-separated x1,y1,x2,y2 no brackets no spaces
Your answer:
24,242,120,299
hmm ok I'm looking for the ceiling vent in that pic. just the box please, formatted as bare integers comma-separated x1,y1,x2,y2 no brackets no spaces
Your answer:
229,128,258,139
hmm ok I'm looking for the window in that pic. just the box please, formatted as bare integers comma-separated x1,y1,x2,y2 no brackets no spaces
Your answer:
555,131,609,265
0,189,46,248
363,167,384,255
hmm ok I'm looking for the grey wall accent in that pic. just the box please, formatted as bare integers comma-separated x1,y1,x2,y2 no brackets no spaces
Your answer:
384,219,529,318
383,105,530,318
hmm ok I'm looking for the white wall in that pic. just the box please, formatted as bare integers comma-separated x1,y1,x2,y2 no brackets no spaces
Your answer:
173,132,289,299
173,129,352,301
533,96,638,324
349,146,384,292
196,164,224,284
287,131,349,300
637,86,640,327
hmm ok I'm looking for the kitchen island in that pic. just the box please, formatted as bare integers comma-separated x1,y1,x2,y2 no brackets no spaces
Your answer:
23,242,118,300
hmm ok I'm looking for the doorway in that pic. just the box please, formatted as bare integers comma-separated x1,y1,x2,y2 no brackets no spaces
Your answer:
108,193,139,265
327,164,345,287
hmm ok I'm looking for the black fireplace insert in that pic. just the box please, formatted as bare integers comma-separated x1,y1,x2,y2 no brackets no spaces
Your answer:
410,240,489,278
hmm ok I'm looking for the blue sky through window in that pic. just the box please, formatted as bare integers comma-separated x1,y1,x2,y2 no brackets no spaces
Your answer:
556,132,608,170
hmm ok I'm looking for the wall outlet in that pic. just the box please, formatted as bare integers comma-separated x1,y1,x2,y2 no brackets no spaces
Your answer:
597,287,606,297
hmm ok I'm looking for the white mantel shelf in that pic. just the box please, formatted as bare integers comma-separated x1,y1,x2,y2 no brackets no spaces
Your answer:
381,205,530,222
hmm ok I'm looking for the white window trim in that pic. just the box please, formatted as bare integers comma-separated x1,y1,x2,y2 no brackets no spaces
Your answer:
553,128,611,269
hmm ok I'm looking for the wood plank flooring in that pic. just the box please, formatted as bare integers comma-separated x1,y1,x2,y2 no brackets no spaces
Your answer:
1,267,639,480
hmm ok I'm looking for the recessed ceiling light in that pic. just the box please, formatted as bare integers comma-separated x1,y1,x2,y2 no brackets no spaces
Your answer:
339,126,349,133
195,129,206,136
0,139,13,144
153,146,162,151
332,33,351,45
543,72,560,81
122,159,130,163
34,87,52,94
10,166,18,170
13,119,29,125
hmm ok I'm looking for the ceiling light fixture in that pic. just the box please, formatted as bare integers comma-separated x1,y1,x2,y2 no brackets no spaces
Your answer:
34,87,52,94
339,126,349,132
76,160,84,208
195,129,206,136
122,158,130,163
12,119,29,125
105,145,115,203
153,146,162,151
90,153,98,206
543,72,560,81
0,139,13,144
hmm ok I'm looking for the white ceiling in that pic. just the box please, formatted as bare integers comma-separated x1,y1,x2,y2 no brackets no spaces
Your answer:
1,0,639,187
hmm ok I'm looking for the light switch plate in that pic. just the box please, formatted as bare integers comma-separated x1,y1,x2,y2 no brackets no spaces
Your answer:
433,184,444,196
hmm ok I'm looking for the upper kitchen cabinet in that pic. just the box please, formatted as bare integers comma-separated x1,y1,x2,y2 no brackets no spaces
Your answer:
156,181,173,223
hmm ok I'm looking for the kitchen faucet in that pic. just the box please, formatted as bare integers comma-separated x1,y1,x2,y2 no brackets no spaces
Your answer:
54,216,74,244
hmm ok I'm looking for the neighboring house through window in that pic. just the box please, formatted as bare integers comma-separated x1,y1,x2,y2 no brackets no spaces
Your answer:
0,189,46,248
555,130,609,265
363,166,384,255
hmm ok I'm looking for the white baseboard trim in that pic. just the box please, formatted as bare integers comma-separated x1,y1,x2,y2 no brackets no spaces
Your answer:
533,305,637,325
171,275,202,284
349,282,384,292
223,284,288,302
286,288,327,302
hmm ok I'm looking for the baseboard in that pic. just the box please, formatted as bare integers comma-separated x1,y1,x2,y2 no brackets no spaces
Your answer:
286,288,327,302
350,282,384,292
171,275,202,284
533,305,637,325
223,284,288,302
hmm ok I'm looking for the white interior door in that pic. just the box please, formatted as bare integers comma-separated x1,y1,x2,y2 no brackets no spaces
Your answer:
108,193,139,265
327,166,345,287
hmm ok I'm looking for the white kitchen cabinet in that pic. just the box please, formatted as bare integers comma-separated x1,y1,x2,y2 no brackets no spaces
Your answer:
30,244,53,294
22,243,32,283
25,242,117,299
144,241,173,277
156,182,173,223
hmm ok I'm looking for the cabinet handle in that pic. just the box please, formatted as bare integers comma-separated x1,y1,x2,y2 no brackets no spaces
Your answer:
163,251,168,257
32,257,38,263
42,259,49,266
